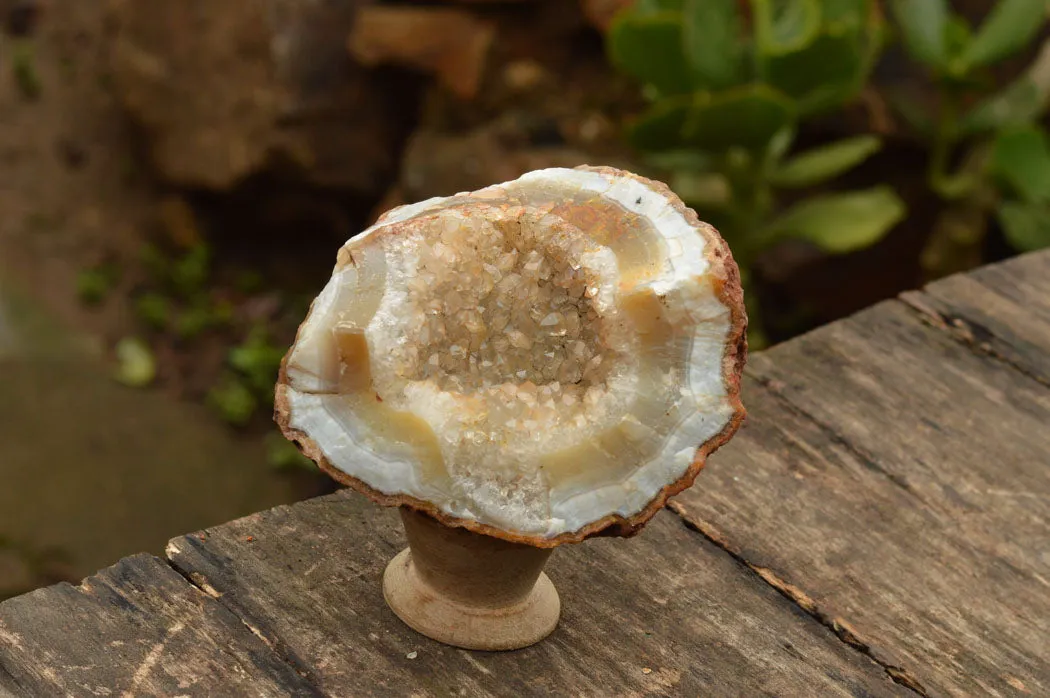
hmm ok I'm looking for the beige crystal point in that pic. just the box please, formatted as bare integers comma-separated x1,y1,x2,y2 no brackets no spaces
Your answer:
276,166,747,546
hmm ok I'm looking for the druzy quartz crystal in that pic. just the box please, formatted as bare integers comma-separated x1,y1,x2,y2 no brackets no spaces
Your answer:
276,166,747,546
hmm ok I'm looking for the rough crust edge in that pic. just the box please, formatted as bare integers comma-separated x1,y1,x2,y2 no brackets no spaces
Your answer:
274,164,748,549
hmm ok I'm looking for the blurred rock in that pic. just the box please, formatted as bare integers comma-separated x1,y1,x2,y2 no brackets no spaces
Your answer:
399,119,605,202
108,0,417,195
377,0,643,209
349,7,495,100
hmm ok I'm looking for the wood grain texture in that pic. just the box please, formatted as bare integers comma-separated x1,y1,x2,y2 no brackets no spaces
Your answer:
0,554,317,697
672,298,1050,697
900,251,1050,385
5,252,1049,696
166,489,909,698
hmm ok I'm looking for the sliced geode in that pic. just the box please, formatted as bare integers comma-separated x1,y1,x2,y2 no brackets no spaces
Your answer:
276,166,747,546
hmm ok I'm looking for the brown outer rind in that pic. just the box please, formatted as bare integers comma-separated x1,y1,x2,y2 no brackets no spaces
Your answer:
274,164,748,548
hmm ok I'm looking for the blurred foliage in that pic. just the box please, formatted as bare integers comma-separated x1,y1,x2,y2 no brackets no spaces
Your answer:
207,375,258,426
208,326,285,426
609,0,903,347
609,0,1050,344
84,237,291,431
228,326,286,398
76,261,121,306
113,337,156,388
10,40,40,100
889,0,1050,276
134,242,232,339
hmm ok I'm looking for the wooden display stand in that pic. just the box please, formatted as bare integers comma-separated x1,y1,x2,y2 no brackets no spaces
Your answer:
382,507,561,651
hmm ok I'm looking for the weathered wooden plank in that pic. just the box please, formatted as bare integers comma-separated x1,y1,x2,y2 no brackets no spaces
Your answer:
0,553,318,697
672,299,1050,697
901,251,1050,385
166,490,910,697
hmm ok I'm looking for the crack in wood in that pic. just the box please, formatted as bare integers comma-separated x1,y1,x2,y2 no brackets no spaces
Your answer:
666,501,929,697
899,293,1050,389
0,655,25,696
161,551,323,695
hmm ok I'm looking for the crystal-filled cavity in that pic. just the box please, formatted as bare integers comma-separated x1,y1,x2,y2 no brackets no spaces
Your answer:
276,166,747,546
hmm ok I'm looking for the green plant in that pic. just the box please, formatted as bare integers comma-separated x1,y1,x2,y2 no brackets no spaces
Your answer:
133,241,232,339
113,337,156,388
990,126,1050,251
174,298,232,340
134,292,171,330
170,243,212,299
890,0,1050,271
609,0,904,345
207,326,285,425
207,375,257,426
11,41,40,100
229,326,285,397
76,263,121,306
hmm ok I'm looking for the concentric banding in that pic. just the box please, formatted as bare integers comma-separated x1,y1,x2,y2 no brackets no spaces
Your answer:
276,166,746,545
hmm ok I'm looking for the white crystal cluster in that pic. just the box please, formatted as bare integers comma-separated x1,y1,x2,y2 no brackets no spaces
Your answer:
397,209,613,393
280,167,740,540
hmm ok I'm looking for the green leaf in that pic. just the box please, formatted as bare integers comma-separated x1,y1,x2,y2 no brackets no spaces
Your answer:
958,0,1046,71
957,39,1050,135
890,0,949,70
761,29,865,111
997,200,1050,251
959,78,1045,135
752,0,822,55
628,96,691,151
608,13,695,95
113,337,156,388
681,0,743,89
174,305,213,340
171,244,211,299
766,125,797,162
76,268,115,306
230,327,286,397
134,292,171,330
944,13,974,60
823,0,870,28
207,377,258,426
683,84,795,152
12,41,41,100
766,186,905,253
991,127,1050,203
770,135,881,187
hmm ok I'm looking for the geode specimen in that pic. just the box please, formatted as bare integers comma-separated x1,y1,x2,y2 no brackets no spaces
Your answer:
276,166,747,546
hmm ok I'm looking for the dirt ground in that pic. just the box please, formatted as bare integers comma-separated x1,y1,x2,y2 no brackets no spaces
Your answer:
0,1,330,598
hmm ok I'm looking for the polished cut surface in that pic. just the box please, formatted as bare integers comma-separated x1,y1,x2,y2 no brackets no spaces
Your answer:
276,166,746,544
